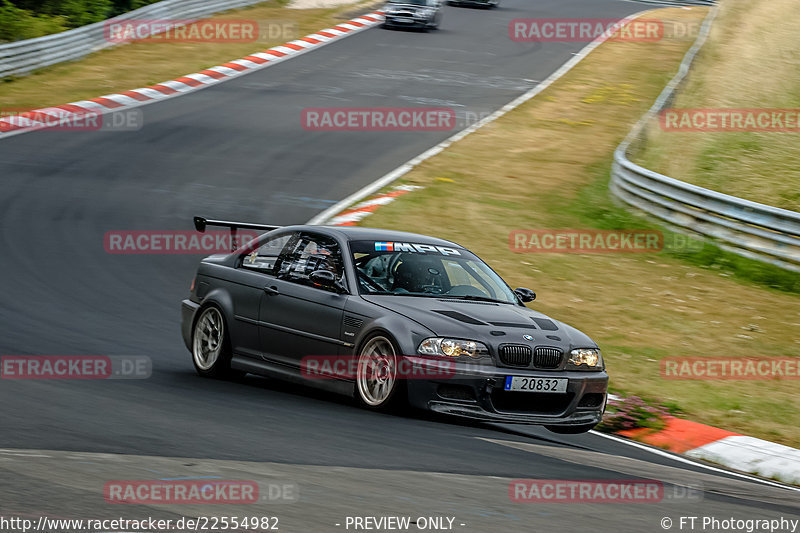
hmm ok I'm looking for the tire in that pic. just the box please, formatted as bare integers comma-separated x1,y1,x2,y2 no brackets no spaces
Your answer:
355,334,406,410
545,423,597,434
191,305,239,378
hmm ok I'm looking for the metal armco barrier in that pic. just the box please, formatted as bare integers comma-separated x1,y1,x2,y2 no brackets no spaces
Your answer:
609,4,800,272
0,0,269,79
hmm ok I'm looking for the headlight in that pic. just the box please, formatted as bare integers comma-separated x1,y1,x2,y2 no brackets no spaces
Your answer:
418,338,489,359
567,348,603,370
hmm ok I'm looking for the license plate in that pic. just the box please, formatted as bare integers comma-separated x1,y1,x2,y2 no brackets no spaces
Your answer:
394,17,413,23
504,376,567,393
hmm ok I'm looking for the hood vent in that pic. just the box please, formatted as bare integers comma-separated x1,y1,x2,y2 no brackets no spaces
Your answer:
433,310,487,325
490,321,536,329
532,318,558,331
438,299,498,306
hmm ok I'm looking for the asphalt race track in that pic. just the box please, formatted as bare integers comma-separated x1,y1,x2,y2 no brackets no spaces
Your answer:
1,0,798,530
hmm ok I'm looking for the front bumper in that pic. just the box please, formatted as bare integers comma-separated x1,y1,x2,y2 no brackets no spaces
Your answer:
404,357,608,426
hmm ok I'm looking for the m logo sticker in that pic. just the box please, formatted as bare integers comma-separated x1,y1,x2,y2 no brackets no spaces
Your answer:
374,242,461,256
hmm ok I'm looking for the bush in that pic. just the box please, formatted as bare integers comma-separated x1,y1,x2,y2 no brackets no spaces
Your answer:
597,395,671,432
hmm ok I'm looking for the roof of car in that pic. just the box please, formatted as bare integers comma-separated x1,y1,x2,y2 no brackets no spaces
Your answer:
294,225,465,249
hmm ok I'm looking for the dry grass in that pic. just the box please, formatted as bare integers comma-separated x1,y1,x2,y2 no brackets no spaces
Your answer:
358,7,800,446
0,0,380,112
635,0,800,211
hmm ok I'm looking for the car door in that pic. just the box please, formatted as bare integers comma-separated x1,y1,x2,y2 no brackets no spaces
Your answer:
258,231,349,368
230,231,295,360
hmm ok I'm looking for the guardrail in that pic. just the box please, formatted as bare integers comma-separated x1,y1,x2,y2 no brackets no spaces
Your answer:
609,5,800,272
0,0,269,79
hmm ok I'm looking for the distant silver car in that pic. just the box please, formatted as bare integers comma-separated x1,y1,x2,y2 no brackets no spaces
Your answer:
383,0,443,31
447,0,498,8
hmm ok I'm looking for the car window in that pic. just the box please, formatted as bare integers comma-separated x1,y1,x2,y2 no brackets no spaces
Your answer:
240,233,293,275
276,233,346,291
350,240,517,303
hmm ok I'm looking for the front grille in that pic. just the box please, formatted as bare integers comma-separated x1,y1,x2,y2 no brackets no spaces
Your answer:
499,344,532,367
533,347,563,369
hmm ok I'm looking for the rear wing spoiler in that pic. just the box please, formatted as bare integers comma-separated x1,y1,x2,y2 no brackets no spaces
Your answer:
193,216,282,252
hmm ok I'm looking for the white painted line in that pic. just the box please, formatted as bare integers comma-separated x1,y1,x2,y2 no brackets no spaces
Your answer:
308,11,651,225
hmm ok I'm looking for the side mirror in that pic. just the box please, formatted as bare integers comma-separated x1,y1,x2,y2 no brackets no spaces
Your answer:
309,270,346,293
514,287,536,303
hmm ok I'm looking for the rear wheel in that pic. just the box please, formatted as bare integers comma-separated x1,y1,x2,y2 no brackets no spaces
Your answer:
192,305,239,378
355,334,405,409
545,423,597,434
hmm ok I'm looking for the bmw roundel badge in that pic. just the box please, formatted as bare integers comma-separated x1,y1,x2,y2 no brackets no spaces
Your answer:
523,334,534,341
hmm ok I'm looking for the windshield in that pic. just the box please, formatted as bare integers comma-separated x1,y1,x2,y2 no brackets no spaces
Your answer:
350,240,518,304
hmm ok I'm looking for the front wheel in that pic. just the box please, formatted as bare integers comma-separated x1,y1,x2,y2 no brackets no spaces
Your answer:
545,423,597,434
192,305,238,378
355,335,405,409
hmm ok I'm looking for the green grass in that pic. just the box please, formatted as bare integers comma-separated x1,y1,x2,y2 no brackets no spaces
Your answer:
634,0,800,212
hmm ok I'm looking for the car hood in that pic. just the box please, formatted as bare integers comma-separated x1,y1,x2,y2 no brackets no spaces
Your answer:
361,295,597,349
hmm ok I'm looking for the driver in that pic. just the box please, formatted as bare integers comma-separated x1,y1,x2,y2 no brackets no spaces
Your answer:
391,256,440,293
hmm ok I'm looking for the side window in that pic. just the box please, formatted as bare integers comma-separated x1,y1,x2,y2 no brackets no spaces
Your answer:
240,233,293,275
276,233,345,291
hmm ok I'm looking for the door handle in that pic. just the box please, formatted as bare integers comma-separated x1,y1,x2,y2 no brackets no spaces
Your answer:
263,285,279,295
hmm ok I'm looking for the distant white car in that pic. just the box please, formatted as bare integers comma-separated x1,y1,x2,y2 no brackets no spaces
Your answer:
383,0,443,31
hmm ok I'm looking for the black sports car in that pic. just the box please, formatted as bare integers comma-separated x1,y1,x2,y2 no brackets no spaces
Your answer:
382,0,442,31
181,217,608,433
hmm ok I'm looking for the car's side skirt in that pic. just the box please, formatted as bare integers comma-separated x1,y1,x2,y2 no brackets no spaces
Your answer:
231,355,355,397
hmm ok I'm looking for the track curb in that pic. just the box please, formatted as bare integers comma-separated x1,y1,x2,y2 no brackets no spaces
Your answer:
615,417,800,486
0,10,384,139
